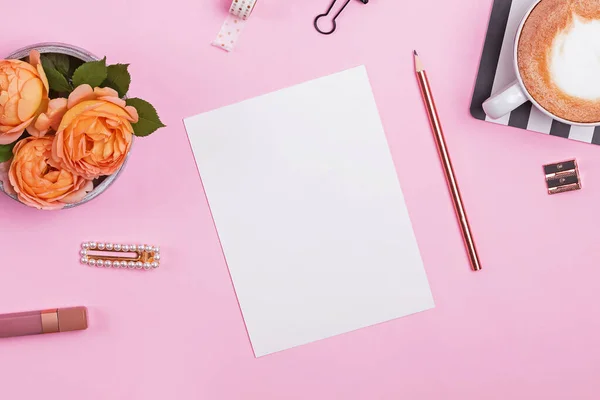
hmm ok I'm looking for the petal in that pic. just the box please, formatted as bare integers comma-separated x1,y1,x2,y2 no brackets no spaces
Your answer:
51,131,63,162
61,179,93,204
7,76,18,96
17,97,41,122
46,98,68,130
67,84,95,109
28,50,41,68
28,113,50,137
124,105,139,123
7,116,34,133
94,87,119,98
0,118,32,144
18,78,43,120
20,76,43,101
36,63,49,94
11,137,29,154
98,96,126,109
106,118,120,127
0,160,15,195
48,97,68,114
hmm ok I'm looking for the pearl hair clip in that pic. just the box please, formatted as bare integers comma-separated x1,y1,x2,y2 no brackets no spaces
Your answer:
80,242,160,270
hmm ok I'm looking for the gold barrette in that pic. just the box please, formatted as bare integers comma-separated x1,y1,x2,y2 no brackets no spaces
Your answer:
80,242,160,270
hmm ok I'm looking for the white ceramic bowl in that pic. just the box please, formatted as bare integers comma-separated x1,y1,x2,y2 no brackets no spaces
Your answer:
0,42,131,209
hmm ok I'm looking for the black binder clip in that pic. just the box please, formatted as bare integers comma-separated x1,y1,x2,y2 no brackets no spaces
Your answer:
314,0,369,35
544,159,581,195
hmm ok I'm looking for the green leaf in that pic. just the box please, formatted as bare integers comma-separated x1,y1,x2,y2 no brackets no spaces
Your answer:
72,57,107,88
41,53,70,77
0,141,17,163
125,98,166,137
103,64,131,98
68,57,85,77
42,63,73,93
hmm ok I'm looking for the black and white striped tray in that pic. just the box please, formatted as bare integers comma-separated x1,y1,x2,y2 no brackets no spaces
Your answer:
470,0,600,145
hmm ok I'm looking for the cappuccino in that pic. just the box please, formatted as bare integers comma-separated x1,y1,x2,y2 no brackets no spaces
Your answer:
518,0,600,123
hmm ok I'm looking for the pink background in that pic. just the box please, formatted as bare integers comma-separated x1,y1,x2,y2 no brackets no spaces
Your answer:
1,0,600,398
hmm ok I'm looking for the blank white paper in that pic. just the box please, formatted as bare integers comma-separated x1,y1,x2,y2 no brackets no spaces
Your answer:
184,66,434,357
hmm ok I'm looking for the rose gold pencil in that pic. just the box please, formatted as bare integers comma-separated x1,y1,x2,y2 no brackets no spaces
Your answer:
414,50,482,272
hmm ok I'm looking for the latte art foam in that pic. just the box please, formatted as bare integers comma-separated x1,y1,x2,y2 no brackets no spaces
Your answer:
550,15,600,100
518,0,600,123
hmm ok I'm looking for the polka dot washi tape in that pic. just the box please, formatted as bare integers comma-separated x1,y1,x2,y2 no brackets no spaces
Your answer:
212,0,259,52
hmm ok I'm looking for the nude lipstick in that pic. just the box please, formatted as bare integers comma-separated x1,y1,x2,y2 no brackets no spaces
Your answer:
0,307,88,338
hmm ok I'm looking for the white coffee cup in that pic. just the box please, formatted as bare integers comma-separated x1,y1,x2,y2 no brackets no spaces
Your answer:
482,0,600,127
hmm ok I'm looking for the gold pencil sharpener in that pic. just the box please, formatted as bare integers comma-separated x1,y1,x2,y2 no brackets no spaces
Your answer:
544,159,581,195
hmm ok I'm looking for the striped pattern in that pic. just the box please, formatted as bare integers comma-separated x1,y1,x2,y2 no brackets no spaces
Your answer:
470,0,600,145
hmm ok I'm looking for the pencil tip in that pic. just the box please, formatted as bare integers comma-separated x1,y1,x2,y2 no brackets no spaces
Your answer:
414,51,424,72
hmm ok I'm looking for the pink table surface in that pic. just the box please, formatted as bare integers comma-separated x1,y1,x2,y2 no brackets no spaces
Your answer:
1,0,600,399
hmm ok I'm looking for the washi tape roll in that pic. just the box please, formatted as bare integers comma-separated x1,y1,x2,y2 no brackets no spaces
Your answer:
212,0,258,52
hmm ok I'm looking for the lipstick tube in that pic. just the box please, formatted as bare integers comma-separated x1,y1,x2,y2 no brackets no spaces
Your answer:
0,307,88,338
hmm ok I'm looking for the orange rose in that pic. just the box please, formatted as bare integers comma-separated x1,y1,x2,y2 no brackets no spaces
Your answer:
8,136,92,210
51,85,138,180
0,50,49,144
